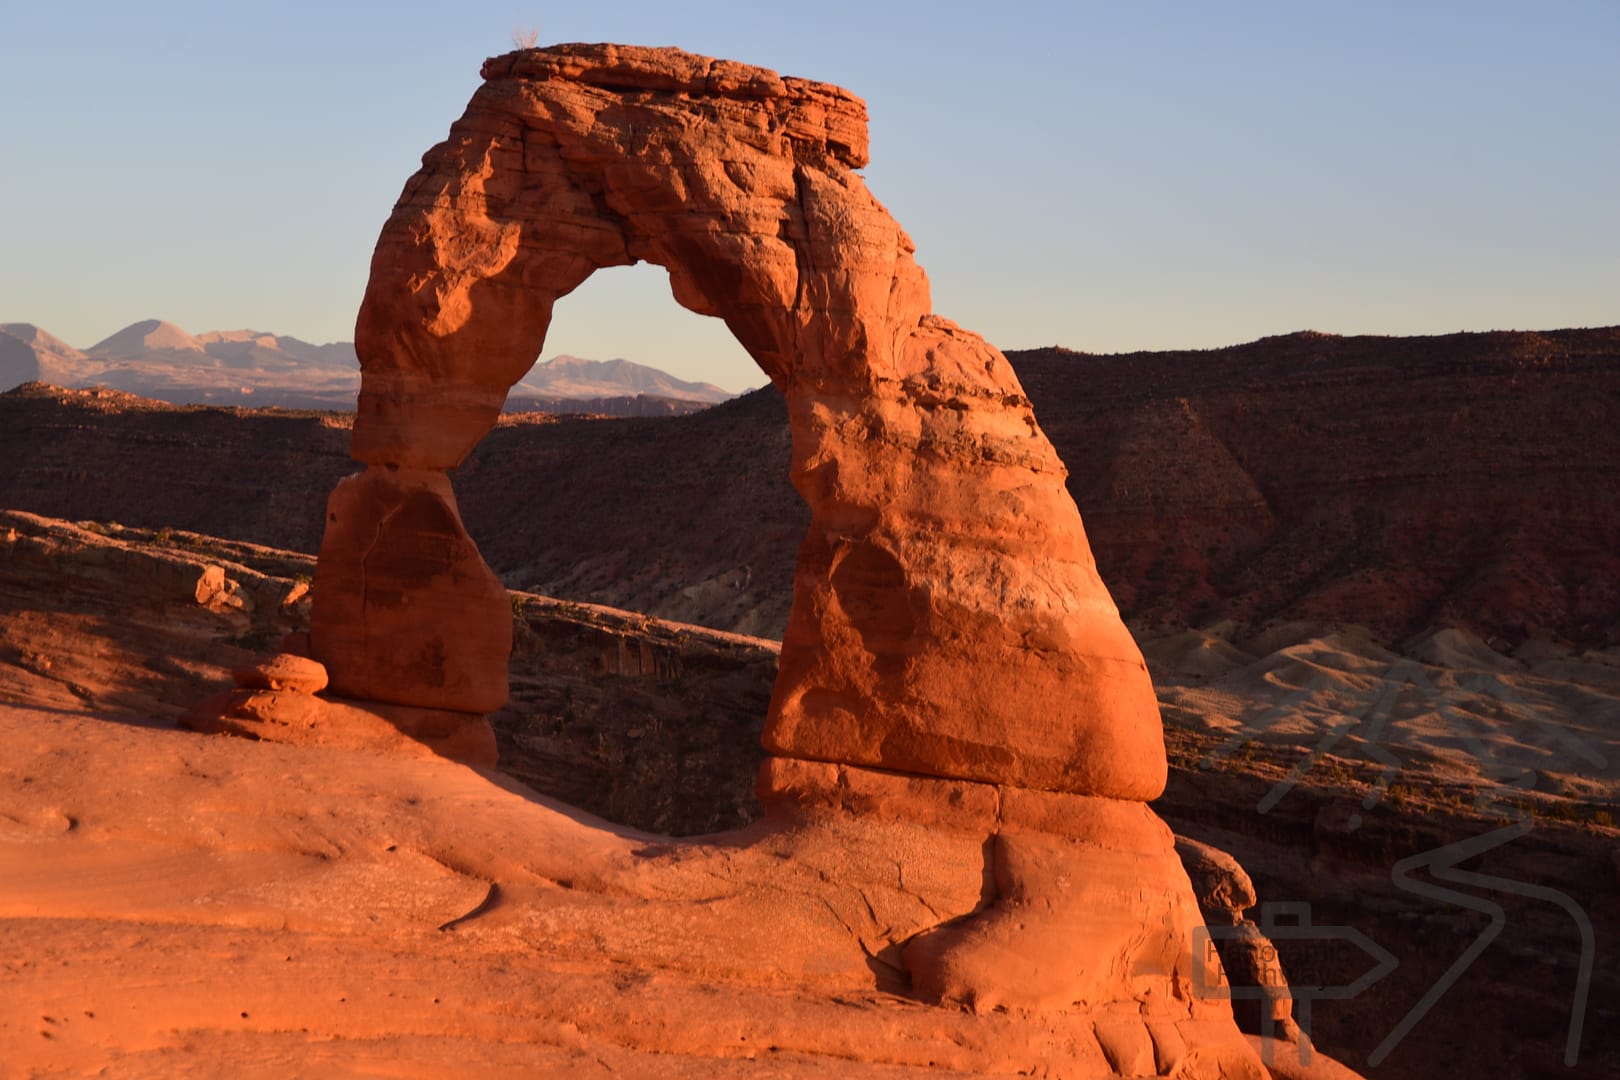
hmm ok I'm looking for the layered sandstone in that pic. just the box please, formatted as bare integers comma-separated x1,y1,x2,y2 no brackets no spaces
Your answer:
317,42,1164,799
312,467,511,713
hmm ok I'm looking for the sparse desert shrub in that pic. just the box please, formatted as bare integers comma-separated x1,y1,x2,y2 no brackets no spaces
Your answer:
511,24,540,49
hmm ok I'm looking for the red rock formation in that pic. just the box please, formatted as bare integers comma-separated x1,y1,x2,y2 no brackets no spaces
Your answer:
292,42,1286,1076
318,42,1163,801
312,467,510,713
233,653,328,695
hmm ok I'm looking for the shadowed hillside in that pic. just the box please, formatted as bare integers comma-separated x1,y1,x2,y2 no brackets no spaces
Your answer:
1018,327,1620,646
2,325,1616,646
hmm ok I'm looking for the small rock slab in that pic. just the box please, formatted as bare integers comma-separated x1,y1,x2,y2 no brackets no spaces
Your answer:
233,653,329,695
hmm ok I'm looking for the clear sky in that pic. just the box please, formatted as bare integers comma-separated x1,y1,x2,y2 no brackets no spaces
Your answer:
2,1,1615,392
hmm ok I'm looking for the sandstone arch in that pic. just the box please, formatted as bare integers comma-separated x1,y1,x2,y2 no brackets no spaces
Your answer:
311,43,1167,801
274,45,1290,1072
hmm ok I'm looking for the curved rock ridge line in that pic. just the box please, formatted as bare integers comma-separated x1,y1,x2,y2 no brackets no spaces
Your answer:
317,41,1165,800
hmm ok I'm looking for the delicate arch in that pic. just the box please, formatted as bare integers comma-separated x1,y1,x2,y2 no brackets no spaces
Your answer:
312,43,1166,800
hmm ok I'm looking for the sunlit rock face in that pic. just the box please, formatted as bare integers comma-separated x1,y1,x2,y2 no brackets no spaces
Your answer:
319,42,1166,802
312,466,511,715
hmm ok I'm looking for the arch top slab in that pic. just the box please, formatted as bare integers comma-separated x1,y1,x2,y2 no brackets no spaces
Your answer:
332,42,1166,800
351,42,917,470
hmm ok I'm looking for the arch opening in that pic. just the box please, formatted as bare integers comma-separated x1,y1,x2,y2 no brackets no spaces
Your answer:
431,262,802,837
449,259,803,641
519,262,761,402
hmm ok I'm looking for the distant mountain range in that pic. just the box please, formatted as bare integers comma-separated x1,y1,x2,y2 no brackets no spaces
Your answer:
515,355,731,404
0,319,733,413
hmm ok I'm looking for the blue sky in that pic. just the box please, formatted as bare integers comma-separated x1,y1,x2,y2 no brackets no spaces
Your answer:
2,1,1615,392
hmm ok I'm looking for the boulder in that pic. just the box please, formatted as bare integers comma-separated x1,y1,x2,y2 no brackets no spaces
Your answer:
232,652,328,694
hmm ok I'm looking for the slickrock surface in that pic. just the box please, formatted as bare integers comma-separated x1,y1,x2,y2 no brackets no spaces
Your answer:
4,513,1614,1076
0,510,312,722
1,705,1270,1078
0,515,1270,1075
